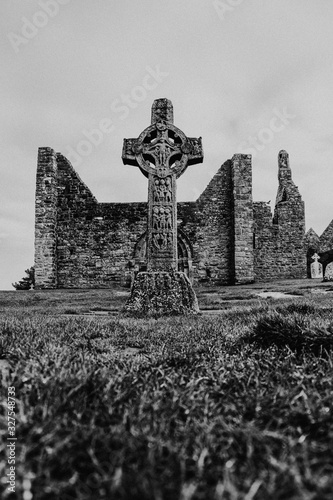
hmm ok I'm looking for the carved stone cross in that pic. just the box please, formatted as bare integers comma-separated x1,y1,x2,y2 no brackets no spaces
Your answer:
122,98,203,272
311,253,320,262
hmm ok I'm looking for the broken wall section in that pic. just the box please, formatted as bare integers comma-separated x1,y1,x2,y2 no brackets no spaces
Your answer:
192,160,235,284
56,154,147,288
254,151,306,280
35,150,148,288
186,154,254,285
34,147,59,289
232,154,254,284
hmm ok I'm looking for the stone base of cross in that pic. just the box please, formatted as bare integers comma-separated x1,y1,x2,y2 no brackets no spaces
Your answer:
121,98,203,316
124,271,199,317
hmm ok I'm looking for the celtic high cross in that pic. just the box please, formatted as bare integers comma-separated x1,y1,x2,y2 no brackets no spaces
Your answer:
122,98,203,272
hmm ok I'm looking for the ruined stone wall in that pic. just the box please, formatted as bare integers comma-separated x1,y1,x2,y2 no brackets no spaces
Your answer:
304,228,320,252
192,160,235,284
253,202,278,280
35,149,148,289
254,151,306,281
232,154,254,284
34,148,58,289
35,148,307,289
35,151,255,288
56,154,147,287
56,153,98,287
179,155,254,285
318,221,333,252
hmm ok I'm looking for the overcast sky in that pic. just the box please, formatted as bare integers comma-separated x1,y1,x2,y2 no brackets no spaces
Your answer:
1,0,333,290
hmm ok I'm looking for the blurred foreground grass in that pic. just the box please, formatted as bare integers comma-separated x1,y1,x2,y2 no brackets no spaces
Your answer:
0,280,332,499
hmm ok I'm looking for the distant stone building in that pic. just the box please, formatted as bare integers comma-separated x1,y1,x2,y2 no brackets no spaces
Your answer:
34,101,313,289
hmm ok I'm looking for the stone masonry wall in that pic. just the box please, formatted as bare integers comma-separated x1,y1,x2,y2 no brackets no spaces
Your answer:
192,160,235,284
253,202,279,279
56,154,147,287
232,154,254,284
34,148,58,289
35,149,149,288
254,151,306,281
304,228,320,253
318,221,333,252
35,153,240,288
34,148,307,289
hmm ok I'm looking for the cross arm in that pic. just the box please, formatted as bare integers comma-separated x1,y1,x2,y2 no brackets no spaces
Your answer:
122,137,154,178
185,137,204,165
122,138,140,167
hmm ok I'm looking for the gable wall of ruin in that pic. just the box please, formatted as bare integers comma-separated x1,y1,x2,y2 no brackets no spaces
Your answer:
253,155,306,281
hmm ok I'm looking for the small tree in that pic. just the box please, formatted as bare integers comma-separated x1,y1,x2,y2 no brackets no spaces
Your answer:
12,267,35,290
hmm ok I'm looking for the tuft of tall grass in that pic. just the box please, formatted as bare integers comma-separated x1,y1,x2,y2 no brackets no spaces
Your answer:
243,309,333,355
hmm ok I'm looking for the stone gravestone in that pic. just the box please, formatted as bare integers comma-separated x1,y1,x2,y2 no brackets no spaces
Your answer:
122,98,203,315
311,253,323,279
324,261,333,281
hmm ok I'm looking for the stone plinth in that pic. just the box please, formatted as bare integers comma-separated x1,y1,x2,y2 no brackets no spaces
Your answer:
123,272,199,317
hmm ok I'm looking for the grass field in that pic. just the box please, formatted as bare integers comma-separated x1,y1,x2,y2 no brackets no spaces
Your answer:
0,280,333,499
